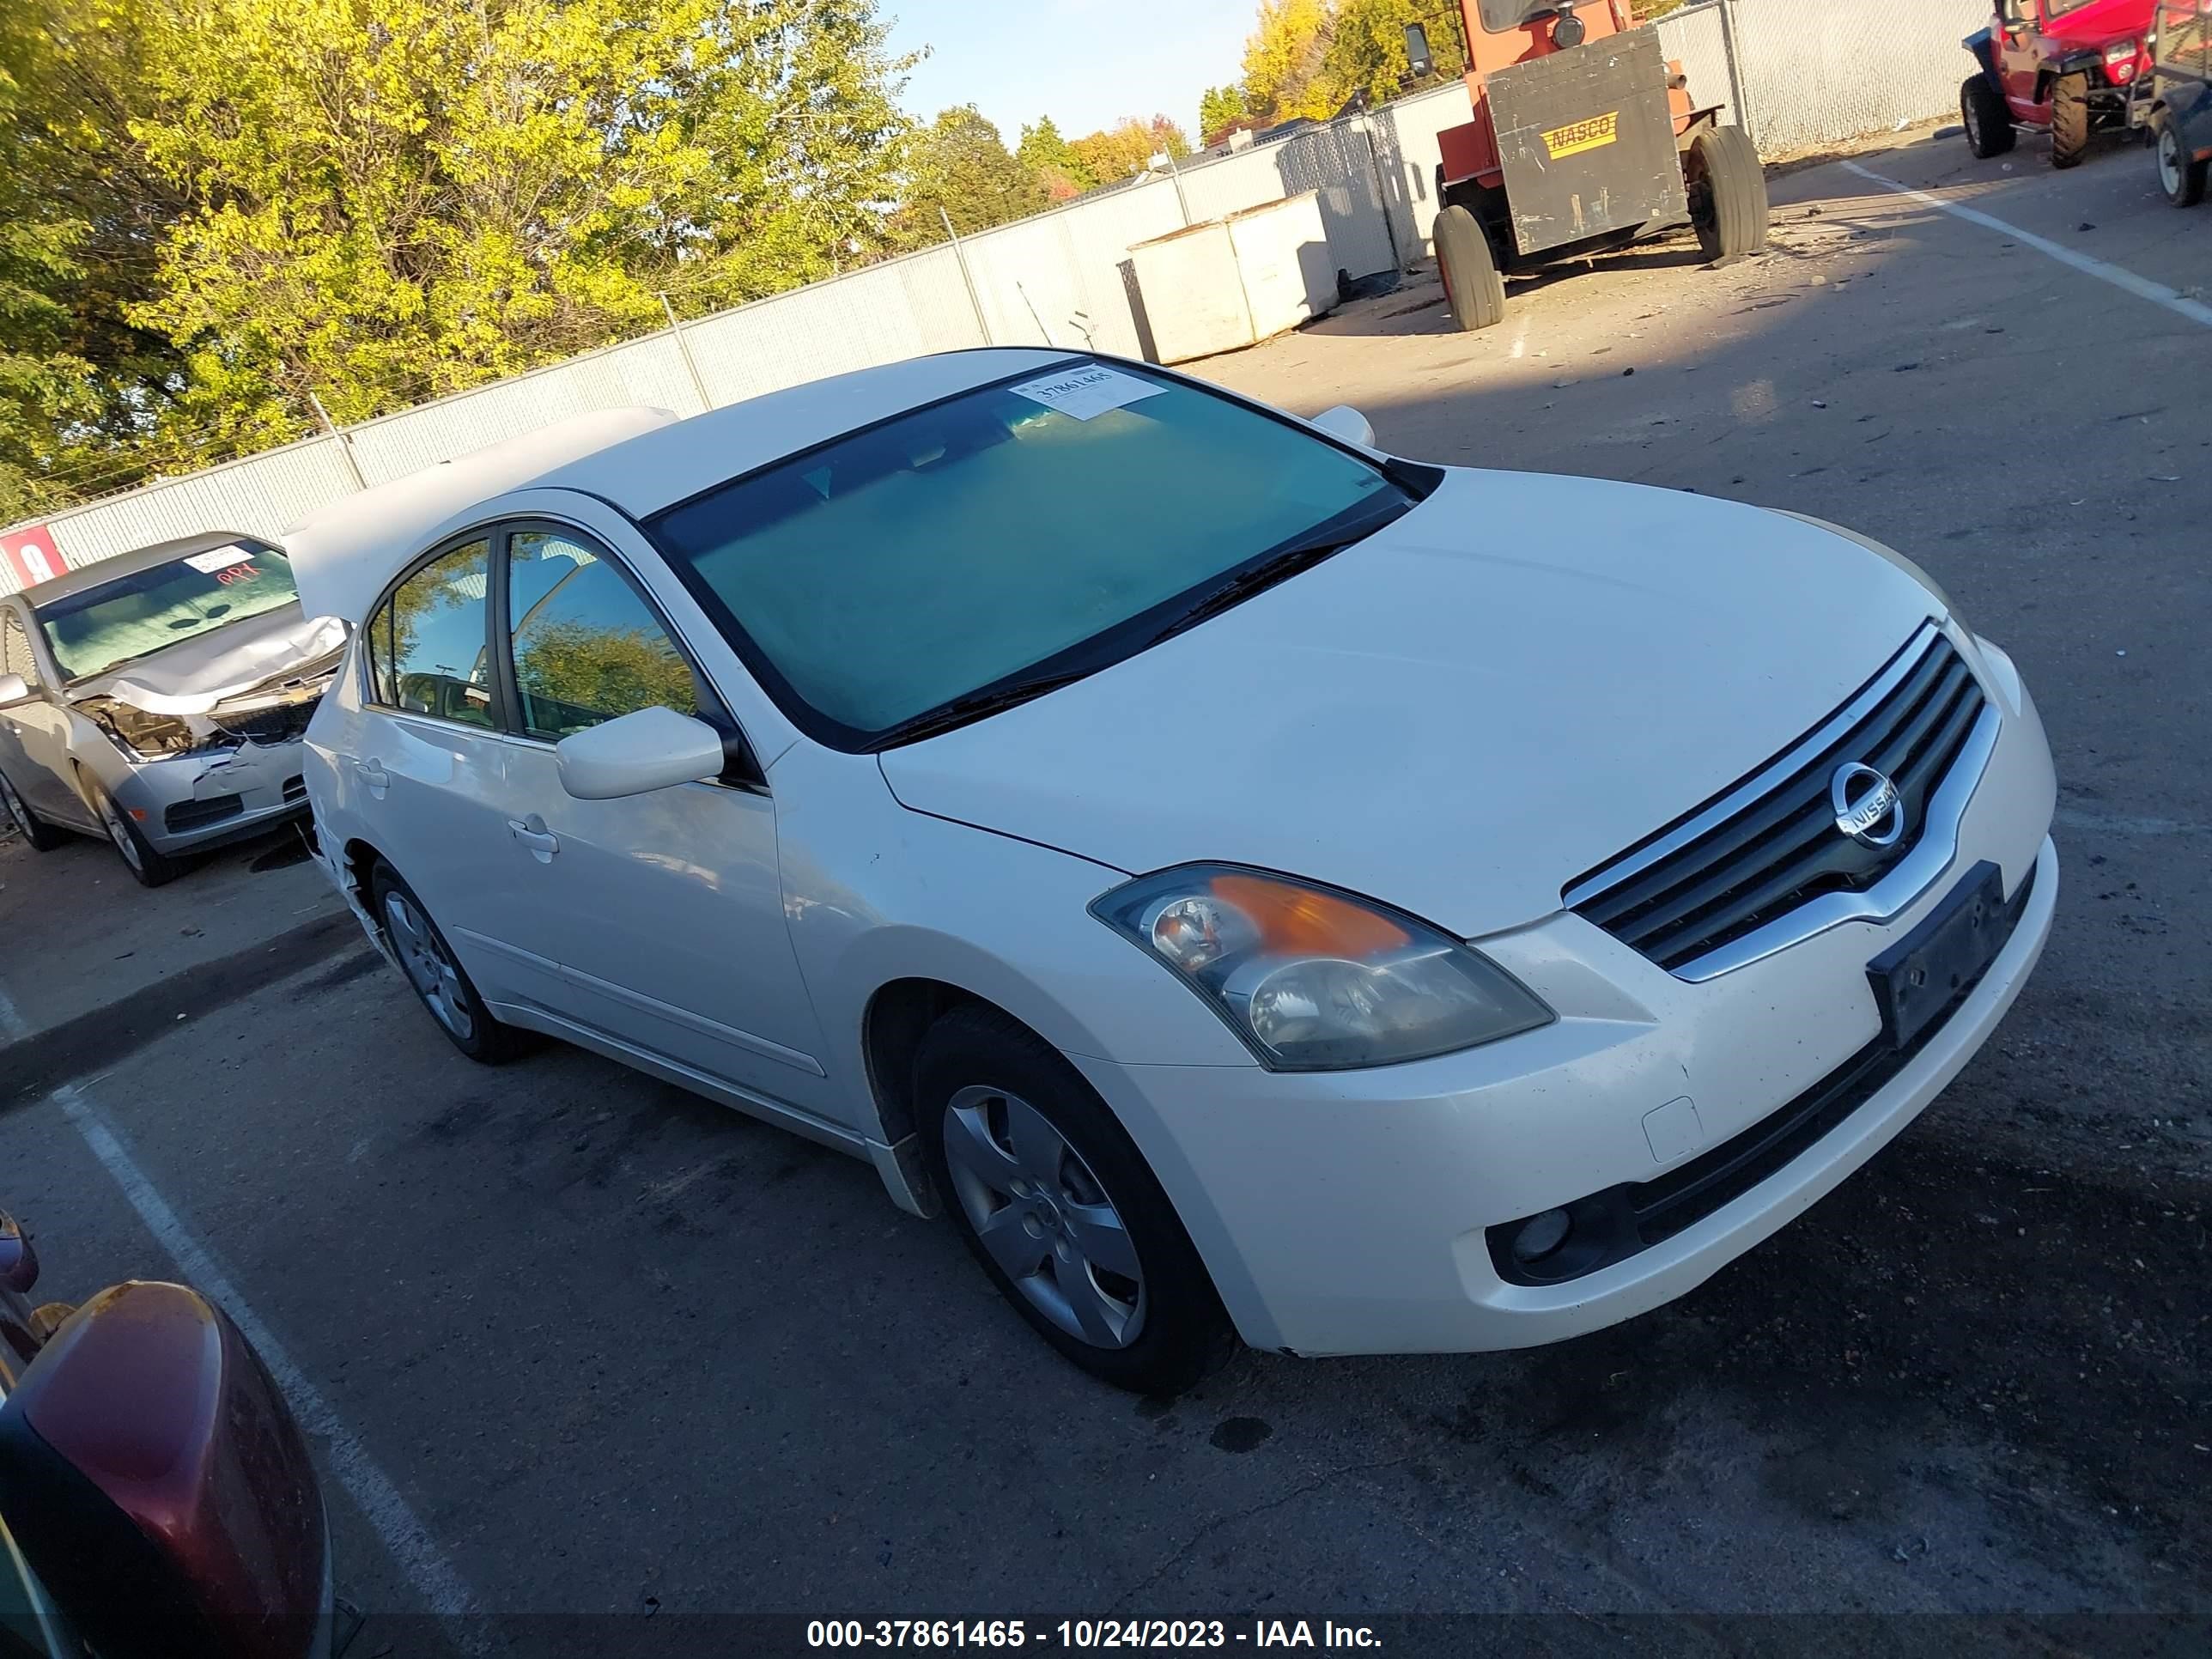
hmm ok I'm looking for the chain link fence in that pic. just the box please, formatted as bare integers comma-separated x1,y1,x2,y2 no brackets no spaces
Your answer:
0,0,1991,590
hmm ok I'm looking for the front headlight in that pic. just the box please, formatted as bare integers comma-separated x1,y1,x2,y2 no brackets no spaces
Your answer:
1091,866,1554,1071
79,696,198,758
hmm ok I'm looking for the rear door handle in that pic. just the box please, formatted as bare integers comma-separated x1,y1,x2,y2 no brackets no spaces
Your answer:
507,817,559,862
356,759,389,796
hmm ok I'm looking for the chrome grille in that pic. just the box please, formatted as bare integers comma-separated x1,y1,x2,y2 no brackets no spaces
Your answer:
1566,629,1990,975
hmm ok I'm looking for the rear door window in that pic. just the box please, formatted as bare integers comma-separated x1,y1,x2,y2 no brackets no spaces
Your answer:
371,540,496,728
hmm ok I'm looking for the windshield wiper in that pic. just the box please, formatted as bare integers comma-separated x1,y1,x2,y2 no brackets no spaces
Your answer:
873,667,1097,748
1147,513,1402,648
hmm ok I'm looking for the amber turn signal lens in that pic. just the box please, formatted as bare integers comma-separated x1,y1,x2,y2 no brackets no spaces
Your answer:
1208,874,1409,957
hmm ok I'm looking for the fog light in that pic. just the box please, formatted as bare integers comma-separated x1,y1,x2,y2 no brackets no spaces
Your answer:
1512,1207,1572,1264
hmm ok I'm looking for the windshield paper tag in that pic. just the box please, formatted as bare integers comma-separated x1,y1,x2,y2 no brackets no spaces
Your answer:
1008,365,1165,422
185,546,254,573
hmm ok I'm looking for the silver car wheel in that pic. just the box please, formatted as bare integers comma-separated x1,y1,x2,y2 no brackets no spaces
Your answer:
382,890,476,1042
941,1085,1146,1349
95,793,143,874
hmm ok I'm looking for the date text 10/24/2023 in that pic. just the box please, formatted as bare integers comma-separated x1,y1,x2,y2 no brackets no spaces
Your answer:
805,1620,1383,1649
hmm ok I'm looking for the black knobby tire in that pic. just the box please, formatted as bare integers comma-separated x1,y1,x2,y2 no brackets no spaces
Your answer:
2156,112,2209,208
82,772,184,888
2051,73,2091,169
0,769,67,852
913,1005,1230,1395
1687,123,1770,260
1431,204,1505,333
1962,75,2017,158
369,861,529,1063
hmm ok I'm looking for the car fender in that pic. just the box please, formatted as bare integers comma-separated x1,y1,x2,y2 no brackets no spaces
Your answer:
1965,25,2001,81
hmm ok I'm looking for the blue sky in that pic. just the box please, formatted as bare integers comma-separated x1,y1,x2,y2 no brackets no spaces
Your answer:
884,0,1256,145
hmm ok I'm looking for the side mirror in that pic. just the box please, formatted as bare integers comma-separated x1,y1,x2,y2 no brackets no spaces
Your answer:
0,1282,331,1659
1311,404,1378,448
0,673,28,706
1404,22,1435,78
556,704,728,800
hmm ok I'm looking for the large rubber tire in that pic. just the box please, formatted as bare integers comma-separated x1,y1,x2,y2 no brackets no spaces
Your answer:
1962,74,2017,158
1687,124,1770,260
2155,112,2209,207
2051,72,2090,169
1431,204,1505,333
369,861,530,1063
0,768,68,852
913,1004,1230,1395
82,772,184,888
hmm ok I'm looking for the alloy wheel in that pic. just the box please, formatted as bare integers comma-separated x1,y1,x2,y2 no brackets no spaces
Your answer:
941,1085,1146,1349
2159,125,2184,197
96,795,143,874
383,890,476,1042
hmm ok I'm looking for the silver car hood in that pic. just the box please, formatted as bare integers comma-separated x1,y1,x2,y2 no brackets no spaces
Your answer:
71,603,347,714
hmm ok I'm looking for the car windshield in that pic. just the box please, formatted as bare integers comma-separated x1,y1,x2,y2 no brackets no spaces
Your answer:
34,544,300,683
1480,0,1588,32
647,362,1416,747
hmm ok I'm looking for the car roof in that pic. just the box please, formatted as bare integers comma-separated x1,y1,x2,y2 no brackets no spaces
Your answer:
283,349,1081,627
536,347,1077,518
15,529,275,610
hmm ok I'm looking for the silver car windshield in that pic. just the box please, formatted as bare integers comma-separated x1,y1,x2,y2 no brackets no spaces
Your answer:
35,545,301,683
647,362,1411,747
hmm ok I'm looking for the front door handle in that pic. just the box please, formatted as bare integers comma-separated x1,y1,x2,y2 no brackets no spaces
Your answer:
356,759,389,797
507,816,560,862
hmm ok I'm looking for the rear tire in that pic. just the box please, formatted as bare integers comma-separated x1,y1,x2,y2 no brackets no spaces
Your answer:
369,862,529,1063
1687,123,1769,259
1431,204,1505,332
2051,72,2090,169
0,769,67,852
1962,75,2017,158
913,1005,1230,1395
2155,112,2209,207
83,774,184,887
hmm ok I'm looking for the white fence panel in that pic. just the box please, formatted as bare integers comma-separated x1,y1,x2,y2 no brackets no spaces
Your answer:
1657,3,1741,129
1728,0,1988,153
34,438,360,584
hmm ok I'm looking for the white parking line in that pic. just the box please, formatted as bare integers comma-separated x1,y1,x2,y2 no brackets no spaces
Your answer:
1843,161,2212,329
0,985,489,1647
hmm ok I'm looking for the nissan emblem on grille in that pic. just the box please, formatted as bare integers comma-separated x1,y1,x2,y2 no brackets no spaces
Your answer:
1831,762,1905,848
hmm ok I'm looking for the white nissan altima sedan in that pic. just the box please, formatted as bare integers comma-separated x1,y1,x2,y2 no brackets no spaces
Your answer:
290,349,2057,1394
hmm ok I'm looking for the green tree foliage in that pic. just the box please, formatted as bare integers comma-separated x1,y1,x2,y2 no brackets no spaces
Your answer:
1016,116,1096,202
1068,116,1194,184
1197,84,1251,146
0,0,185,520
1241,0,1335,125
125,0,916,439
516,620,698,732
896,106,1048,244
1321,0,1468,108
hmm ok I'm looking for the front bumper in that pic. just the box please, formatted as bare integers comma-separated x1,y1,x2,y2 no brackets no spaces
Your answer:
112,738,312,854
1074,649,2057,1358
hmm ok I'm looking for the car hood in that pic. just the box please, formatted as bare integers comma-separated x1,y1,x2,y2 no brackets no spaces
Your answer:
70,603,346,714
877,468,1940,939
2041,0,2152,46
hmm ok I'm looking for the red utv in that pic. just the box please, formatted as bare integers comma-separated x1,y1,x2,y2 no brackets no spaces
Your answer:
1962,0,2158,167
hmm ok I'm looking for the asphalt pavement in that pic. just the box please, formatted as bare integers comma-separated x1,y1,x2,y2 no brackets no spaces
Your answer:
0,126,2204,1655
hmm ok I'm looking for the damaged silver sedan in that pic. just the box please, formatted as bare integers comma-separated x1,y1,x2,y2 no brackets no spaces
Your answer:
0,532,340,885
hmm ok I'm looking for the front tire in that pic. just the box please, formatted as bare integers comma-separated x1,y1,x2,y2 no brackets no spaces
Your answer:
2156,112,2209,207
1962,74,2017,158
84,775,184,887
2051,72,2090,168
1686,123,1770,259
0,769,67,852
1431,204,1505,332
914,1006,1228,1395
369,862,527,1063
